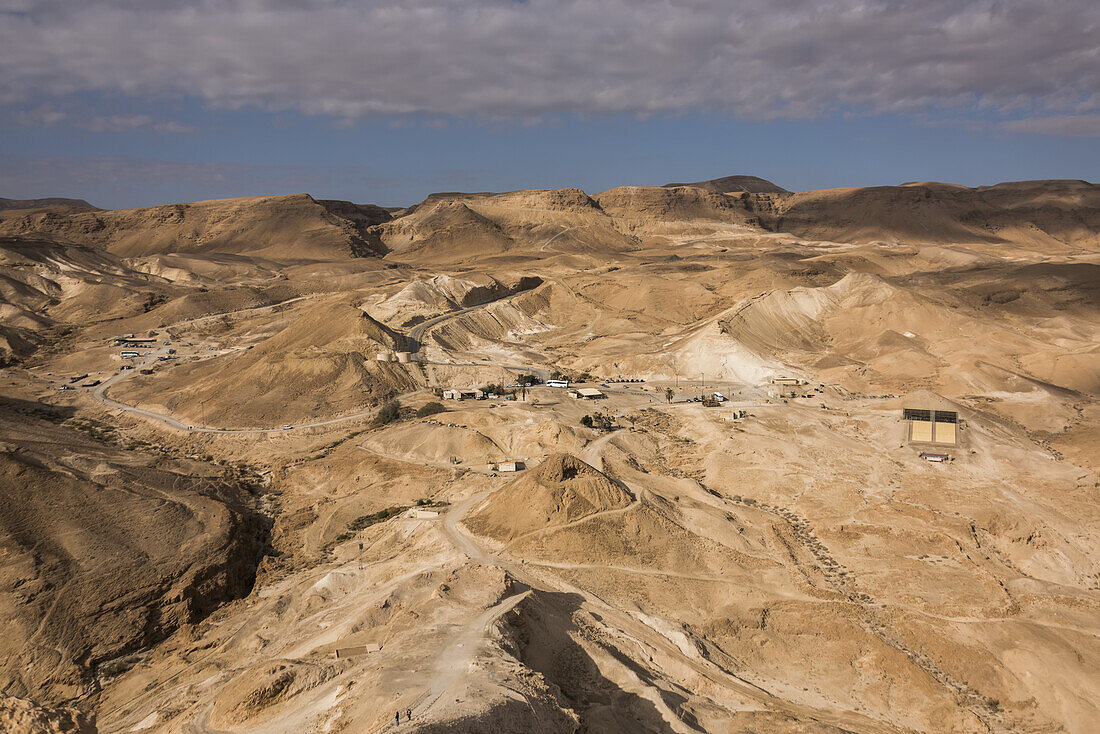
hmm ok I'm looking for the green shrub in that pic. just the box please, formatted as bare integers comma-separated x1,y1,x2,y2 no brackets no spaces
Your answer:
417,402,446,418
347,505,407,532
372,399,401,426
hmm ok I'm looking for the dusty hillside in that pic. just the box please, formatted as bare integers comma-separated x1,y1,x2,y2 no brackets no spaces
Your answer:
0,194,391,260
370,272,542,327
464,454,633,541
0,397,265,705
763,179,1100,248
0,197,97,212
0,175,1098,734
0,693,93,734
0,234,176,364
594,185,759,231
373,188,636,264
116,298,421,427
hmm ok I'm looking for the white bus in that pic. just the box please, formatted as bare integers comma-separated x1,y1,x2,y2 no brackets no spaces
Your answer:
120,351,140,359
546,379,569,388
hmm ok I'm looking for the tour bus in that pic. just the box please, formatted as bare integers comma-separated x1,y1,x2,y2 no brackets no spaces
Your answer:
120,350,140,358
546,379,569,388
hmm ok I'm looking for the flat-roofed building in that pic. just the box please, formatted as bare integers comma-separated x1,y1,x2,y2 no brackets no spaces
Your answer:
443,388,484,400
904,408,958,446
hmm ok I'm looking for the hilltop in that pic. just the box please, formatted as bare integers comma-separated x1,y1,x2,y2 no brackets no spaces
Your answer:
0,194,391,261
0,197,97,212
662,174,790,194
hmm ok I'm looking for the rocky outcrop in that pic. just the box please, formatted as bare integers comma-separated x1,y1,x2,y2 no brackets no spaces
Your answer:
0,398,267,706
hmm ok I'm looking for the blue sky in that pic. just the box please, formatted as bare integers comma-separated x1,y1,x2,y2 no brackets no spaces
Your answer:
1,1,1098,209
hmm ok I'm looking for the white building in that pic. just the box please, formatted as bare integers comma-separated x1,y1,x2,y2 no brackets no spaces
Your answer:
443,388,484,401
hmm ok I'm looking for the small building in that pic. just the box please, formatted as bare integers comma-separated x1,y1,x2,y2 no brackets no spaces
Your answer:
395,351,413,363
771,377,804,386
490,460,525,472
376,352,394,362
904,409,958,446
443,388,484,401
569,388,604,400
720,410,746,422
334,643,380,658
919,452,950,463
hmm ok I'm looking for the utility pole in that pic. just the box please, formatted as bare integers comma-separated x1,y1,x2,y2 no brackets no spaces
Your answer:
201,399,206,427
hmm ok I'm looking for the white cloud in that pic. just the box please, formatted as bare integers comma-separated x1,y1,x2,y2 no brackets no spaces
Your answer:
1001,114,1100,138
12,104,194,133
1,1,1098,125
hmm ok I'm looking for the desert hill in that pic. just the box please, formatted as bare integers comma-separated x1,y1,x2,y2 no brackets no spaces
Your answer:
116,298,421,426
0,197,97,212
0,397,264,705
0,233,177,365
662,174,790,194
594,185,757,227
372,188,636,264
0,194,391,261
464,453,632,541
370,272,542,327
763,179,1100,248
1,174,1098,733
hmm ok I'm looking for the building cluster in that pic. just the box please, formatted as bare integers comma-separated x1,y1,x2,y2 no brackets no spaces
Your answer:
768,377,810,399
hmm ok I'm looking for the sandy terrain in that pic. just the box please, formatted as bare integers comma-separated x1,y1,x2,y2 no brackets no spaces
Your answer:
0,176,1097,733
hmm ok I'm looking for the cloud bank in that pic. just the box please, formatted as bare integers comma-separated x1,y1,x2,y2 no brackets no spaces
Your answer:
1,1,1098,125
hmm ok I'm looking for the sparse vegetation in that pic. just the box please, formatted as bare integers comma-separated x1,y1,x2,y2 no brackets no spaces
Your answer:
581,410,616,431
98,654,142,679
417,401,446,417
347,506,406,532
372,399,401,427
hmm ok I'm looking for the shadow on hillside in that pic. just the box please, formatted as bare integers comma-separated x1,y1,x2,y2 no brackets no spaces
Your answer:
501,589,700,734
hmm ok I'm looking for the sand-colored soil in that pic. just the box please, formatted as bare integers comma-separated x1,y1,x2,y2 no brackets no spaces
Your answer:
0,177,1097,733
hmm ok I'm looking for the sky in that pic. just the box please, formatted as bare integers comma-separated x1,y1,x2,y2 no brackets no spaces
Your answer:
1,0,1098,209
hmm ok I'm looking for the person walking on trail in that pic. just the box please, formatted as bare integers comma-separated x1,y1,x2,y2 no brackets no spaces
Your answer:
407,708,412,721
395,710,400,725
